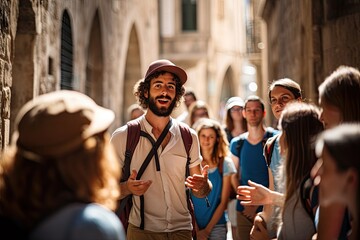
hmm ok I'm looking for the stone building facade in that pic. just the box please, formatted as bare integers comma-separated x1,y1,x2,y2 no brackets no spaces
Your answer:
0,0,160,149
1,0,260,149
2,0,360,149
259,0,360,125
160,0,263,122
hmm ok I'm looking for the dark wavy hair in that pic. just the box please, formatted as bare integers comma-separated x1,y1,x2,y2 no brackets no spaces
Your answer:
134,71,185,109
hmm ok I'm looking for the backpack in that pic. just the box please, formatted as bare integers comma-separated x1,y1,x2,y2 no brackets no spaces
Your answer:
300,175,352,238
232,128,276,192
263,134,279,166
116,119,196,237
300,174,318,229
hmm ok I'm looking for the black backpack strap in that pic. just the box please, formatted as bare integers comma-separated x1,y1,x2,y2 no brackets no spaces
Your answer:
262,127,275,145
300,174,317,229
137,119,172,179
137,119,173,229
118,119,172,230
235,137,245,157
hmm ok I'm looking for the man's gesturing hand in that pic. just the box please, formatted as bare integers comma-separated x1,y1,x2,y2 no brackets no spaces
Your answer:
126,169,152,196
185,165,212,198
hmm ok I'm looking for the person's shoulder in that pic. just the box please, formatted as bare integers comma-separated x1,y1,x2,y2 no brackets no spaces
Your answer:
31,203,125,240
229,133,247,151
265,132,279,143
265,127,279,136
224,156,234,165
80,203,121,222
111,124,127,135
111,117,145,141
223,156,237,174
72,203,125,239
110,125,128,144
173,118,196,136
231,132,247,142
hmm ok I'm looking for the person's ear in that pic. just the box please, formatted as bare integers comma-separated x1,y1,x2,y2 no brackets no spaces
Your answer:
242,109,246,119
144,90,149,99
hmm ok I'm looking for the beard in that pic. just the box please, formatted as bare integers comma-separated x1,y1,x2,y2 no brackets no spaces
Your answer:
148,94,177,117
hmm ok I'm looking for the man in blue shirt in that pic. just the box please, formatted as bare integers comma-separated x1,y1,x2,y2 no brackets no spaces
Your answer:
230,95,277,240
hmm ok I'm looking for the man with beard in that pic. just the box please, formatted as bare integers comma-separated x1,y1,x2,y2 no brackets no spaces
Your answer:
111,59,212,240
229,95,277,240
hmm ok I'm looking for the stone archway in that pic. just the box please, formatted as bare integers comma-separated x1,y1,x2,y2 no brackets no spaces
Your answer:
86,10,104,105
122,25,141,124
10,0,37,140
219,66,235,121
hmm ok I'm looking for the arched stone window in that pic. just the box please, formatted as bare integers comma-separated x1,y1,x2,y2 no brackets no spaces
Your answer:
60,10,73,90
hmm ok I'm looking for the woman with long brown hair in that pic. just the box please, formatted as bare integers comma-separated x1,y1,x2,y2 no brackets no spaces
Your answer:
0,90,125,240
192,118,236,240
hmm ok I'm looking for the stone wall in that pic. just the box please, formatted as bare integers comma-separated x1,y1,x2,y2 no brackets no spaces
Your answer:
261,0,360,125
0,0,159,149
0,0,17,149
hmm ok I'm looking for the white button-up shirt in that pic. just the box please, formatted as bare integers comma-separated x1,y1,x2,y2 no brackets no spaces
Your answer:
111,116,202,232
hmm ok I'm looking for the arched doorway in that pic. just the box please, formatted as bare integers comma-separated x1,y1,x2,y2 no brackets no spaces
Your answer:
11,0,37,140
122,25,141,124
219,66,235,121
86,10,104,105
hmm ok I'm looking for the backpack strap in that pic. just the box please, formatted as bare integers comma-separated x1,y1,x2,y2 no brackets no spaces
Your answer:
137,119,173,229
300,174,317,229
235,136,245,157
118,119,172,230
262,127,276,145
179,123,200,239
264,134,278,166
117,119,141,231
137,119,172,179
179,123,193,174
122,119,141,182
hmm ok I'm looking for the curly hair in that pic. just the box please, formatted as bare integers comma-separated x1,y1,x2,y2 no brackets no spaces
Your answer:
134,71,185,109
0,132,120,230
